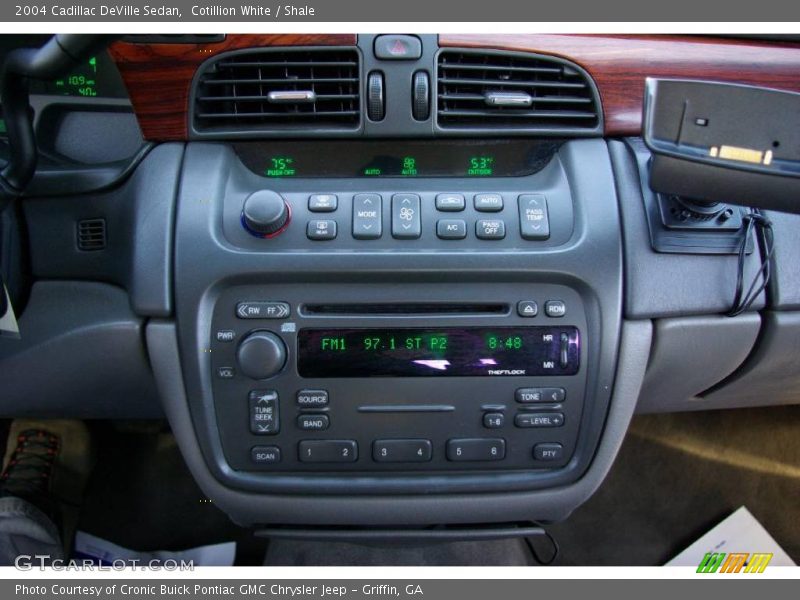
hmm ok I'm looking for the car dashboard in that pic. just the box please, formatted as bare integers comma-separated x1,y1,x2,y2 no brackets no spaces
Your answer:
1,33,799,532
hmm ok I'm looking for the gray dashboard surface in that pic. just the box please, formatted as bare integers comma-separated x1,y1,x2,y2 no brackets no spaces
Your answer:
0,281,161,418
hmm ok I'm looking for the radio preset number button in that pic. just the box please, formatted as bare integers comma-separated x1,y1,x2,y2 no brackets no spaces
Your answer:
373,439,432,463
446,438,506,461
297,389,329,407
299,440,358,463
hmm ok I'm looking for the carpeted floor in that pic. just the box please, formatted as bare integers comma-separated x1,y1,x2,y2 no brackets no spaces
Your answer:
9,404,795,566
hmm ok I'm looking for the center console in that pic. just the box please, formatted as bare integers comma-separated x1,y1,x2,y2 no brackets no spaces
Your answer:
166,137,627,523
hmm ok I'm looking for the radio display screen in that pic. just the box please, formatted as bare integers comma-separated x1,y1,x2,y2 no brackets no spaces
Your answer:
297,327,580,377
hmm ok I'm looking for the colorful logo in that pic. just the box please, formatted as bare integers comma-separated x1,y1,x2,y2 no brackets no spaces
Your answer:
697,552,773,573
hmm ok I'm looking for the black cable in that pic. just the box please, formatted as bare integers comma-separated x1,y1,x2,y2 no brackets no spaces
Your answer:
523,526,559,565
727,209,774,317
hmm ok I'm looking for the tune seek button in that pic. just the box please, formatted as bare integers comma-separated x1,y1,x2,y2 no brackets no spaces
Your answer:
446,438,506,461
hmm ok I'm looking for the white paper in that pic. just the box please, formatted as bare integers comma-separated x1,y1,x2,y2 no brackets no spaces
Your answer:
73,531,236,566
667,505,795,566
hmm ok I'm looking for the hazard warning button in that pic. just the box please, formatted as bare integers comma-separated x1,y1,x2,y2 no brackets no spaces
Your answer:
374,35,422,60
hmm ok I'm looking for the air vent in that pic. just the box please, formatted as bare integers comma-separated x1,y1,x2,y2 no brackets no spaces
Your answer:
437,50,600,132
77,219,106,252
193,48,361,134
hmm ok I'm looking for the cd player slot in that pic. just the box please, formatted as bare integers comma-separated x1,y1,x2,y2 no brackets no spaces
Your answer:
301,302,510,317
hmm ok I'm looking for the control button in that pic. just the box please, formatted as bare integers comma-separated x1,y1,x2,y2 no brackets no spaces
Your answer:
476,219,505,240
517,300,538,317
297,414,330,431
516,388,566,403
446,438,506,461
483,413,505,429
298,440,358,463
533,443,564,461
242,190,290,237
392,193,421,239
374,35,422,60
352,193,382,239
373,439,432,463
297,389,329,408
216,329,235,342
217,366,235,379
545,300,566,318
251,446,281,464
249,390,280,435
435,193,466,212
307,219,337,240
560,332,570,369
514,413,565,428
518,194,550,240
436,219,467,240
474,193,504,212
309,194,338,212
235,301,290,319
236,331,287,379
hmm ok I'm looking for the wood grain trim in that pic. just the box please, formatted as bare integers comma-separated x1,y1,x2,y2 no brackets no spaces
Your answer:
440,34,800,136
110,34,357,141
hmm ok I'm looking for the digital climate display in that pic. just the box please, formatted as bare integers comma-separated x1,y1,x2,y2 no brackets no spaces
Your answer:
297,327,580,378
235,139,562,179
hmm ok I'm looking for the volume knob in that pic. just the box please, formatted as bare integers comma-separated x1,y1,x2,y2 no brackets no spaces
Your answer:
242,190,290,237
236,331,287,380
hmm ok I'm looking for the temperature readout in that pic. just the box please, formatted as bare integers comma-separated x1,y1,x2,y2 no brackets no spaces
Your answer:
266,157,296,177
